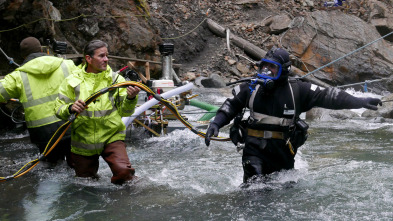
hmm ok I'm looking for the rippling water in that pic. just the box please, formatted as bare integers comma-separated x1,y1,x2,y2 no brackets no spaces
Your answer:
1,88,393,220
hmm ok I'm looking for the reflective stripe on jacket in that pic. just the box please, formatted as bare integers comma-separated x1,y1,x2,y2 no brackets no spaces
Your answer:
54,65,138,156
0,56,76,128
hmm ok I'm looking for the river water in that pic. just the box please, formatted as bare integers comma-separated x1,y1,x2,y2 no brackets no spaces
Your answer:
1,88,393,220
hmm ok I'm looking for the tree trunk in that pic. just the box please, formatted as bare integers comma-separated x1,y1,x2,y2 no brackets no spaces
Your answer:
205,18,332,88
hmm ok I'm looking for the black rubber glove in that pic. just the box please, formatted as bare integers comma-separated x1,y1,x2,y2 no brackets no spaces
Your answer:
362,97,382,110
230,125,246,146
205,123,219,146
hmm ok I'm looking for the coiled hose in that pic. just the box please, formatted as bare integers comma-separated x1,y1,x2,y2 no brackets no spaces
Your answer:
0,81,229,182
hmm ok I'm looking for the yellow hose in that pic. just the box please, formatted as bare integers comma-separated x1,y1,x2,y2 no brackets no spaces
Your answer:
0,81,229,182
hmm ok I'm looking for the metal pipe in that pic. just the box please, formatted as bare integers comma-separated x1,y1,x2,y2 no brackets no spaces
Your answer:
161,55,172,80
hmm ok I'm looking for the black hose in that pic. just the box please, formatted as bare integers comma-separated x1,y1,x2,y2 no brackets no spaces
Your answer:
0,81,230,182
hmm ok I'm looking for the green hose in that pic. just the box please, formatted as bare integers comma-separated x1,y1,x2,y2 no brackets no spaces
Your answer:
189,99,219,121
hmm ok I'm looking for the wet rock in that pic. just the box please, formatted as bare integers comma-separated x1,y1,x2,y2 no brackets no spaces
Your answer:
362,108,393,118
306,108,360,121
194,76,207,88
201,73,226,88
363,93,393,118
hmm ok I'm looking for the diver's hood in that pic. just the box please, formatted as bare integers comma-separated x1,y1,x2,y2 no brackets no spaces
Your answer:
257,47,291,81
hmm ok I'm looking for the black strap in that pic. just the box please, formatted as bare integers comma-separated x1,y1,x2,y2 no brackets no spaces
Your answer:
288,78,300,118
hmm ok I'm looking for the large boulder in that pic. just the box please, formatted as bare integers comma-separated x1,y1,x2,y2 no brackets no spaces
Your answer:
281,10,393,93
362,93,393,118
306,108,360,121
201,72,226,88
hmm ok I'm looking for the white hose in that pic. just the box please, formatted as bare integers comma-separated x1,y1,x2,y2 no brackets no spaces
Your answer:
122,82,194,127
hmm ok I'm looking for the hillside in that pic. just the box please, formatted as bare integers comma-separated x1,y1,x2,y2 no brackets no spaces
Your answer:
1,0,393,91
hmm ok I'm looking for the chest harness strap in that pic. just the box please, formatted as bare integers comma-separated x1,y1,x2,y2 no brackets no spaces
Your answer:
248,80,298,155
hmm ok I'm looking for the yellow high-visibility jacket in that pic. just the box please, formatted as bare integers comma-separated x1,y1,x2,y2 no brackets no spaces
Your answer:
54,65,137,156
0,55,76,128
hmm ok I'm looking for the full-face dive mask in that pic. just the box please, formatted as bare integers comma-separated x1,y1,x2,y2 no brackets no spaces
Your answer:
257,59,283,80
239,47,291,94
256,47,292,88
252,59,282,91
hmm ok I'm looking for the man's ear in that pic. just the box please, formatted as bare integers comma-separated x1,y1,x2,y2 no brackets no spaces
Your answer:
85,55,92,64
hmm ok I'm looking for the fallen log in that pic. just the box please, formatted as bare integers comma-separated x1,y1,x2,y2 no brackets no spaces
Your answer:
291,66,332,88
205,18,332,88
206,18,266,60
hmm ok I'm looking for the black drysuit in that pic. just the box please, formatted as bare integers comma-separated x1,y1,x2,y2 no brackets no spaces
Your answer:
211,78,378,183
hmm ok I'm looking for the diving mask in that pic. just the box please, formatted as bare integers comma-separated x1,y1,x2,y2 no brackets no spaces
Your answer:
257,59,283,80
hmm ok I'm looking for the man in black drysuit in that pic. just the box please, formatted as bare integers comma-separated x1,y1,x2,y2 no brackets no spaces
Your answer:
205,47,382,183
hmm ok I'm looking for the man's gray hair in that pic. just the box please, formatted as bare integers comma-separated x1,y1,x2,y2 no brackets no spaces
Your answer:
83,40,108,57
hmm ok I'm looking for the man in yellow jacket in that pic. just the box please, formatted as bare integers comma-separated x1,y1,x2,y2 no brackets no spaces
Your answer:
0,37,76,165
54,40,140,184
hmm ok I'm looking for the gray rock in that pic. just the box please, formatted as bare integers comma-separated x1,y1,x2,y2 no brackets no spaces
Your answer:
194,76,208,87
201,73,226,88
306,108,360,121
282,10,393,92
263,14,292,34
363,93,393,118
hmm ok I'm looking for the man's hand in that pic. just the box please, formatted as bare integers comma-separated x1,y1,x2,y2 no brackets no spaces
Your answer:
362,97,382,110
71,99,87,113
205,123,219,146
127,86,141,100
